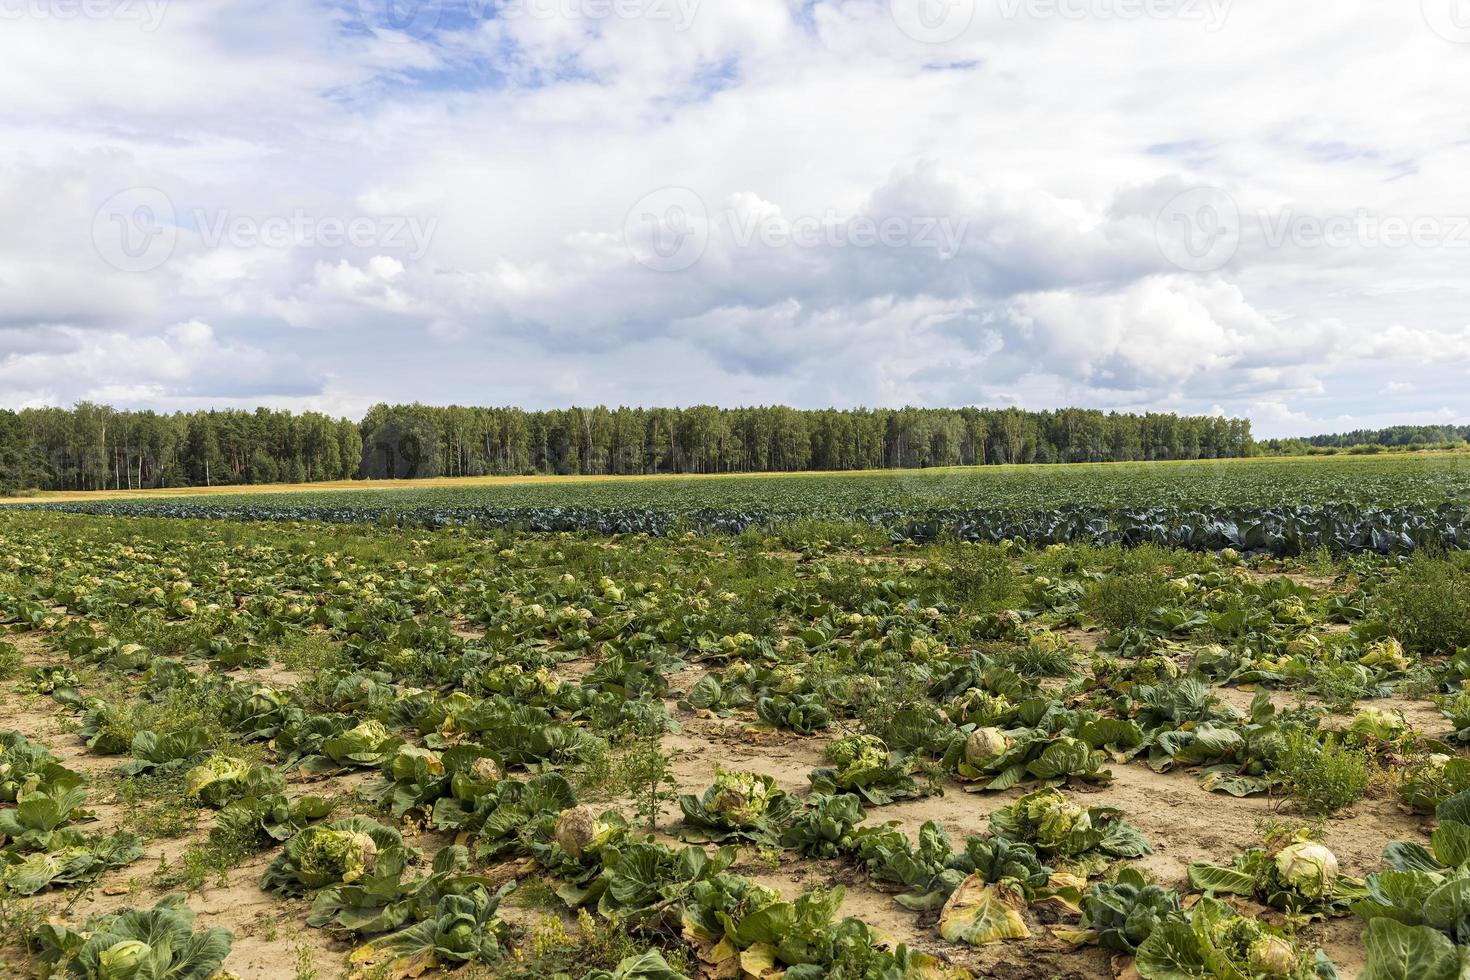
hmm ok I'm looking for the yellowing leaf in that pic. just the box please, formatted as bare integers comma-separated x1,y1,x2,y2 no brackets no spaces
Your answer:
738,942,782,978
937,875,1031,946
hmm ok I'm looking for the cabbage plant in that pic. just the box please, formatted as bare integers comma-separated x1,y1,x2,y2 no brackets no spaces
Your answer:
677,768,800,845
808,735,926,806
262,816,408,896
1135,897,1334,980
987,789,1152,876
34,894,231,980
1188,830,1363,917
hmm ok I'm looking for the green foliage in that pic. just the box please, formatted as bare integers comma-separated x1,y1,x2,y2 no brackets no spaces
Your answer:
932,539,1016,611
1375,553,1470,654
1357,813,1470,977
779,794,866,858
2,491,1466,979
808,734,927,806
675,769,801,846
1087,572,1173,632
987,788,1152,877
1058,867,1186,954
1188,830,1363,918
613,735,679,832
1134,897,1330,980
1276,730,1370,815
0,642,22,679
33,894,231,980
261,816,408,896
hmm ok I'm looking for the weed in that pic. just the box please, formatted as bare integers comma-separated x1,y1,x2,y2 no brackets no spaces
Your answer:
933,538,1016,611
112,772,200,839
1086,572,1172,632
274,634,349,674
1376,553,1470,654
1307,661,1371,714
482,910,691,980
501,876,561,912
292,938,318,980
1398,663,1437,699
613,735,679,832
154,819,258,891
1276,729,1370,815
996,634,1078,678
0,892,43,950
0,642,21,680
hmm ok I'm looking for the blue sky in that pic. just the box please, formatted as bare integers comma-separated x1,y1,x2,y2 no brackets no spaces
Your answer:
2,0,1469,437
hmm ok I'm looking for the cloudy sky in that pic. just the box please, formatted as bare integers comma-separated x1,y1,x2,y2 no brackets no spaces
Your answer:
2,0,1468,436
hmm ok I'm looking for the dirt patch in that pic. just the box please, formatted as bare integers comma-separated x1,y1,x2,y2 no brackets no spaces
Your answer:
665,723,830,798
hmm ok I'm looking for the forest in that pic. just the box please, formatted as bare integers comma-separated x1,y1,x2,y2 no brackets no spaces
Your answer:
0,403,1255,493
1259,425,1470,456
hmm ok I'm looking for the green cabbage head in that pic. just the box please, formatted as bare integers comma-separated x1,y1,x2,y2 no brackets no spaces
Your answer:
1018,789,1092,849
1248,935,1298,977
295,827,379,888
826,734,889,782
1274,841,1338,899
97,939,151,979
183,754,253,801
709,769,782,828
965,728,1013,768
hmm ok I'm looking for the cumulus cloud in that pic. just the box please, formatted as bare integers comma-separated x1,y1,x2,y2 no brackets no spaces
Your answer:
0,320,320,410
1,0,1467,435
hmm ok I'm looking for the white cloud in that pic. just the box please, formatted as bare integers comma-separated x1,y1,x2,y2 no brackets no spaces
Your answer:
1,0,1468,437
0,320,317,410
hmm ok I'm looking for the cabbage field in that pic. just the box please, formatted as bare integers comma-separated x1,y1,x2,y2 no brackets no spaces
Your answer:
14,453,1470,554
1,461,1470,979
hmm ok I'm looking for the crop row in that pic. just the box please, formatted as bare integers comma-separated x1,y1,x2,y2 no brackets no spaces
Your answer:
12,500,1469,556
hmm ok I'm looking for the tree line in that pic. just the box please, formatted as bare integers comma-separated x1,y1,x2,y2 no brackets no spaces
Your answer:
1259,424,1470,455
0,403,1255,492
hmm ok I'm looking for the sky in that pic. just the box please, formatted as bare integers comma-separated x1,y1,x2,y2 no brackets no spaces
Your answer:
2,0,1469,438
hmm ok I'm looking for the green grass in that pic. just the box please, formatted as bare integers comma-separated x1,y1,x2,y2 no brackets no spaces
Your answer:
13,452,1470,515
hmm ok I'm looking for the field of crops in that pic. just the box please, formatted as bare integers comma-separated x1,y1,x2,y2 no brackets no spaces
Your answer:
12,453,1470,555
2,491,1470,980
